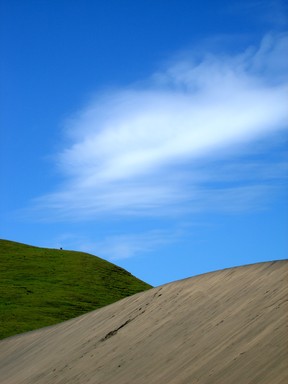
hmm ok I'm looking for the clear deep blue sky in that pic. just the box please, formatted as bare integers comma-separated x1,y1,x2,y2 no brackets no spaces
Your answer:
1,0,287,286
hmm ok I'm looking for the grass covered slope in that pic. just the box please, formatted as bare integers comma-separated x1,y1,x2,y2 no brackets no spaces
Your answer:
0,261,287,384
0,239,152,339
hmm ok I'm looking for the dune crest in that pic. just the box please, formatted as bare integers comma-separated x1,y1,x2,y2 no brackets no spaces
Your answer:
1,261,287,384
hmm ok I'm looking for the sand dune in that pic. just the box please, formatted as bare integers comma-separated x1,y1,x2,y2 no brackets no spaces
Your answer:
1,260,287,384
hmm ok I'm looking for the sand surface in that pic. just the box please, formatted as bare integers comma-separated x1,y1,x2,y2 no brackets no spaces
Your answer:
1,260,287,384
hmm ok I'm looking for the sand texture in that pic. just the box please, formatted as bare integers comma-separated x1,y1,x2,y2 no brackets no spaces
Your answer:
0,260,287,384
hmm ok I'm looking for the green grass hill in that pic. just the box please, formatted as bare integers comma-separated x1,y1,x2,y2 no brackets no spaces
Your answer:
0,239,152,339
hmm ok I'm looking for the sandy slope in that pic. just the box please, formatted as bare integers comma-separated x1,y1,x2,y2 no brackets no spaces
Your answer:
0,261,287,384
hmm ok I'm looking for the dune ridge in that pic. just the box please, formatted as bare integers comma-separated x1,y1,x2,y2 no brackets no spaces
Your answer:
0,260,287,384
0,239,151,339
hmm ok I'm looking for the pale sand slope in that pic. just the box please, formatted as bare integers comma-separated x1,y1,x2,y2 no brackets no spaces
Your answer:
0,261,287,384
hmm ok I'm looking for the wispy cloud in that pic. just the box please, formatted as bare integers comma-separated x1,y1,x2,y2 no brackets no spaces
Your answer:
40,229,185,261
96,229,183,260
33,33,288,221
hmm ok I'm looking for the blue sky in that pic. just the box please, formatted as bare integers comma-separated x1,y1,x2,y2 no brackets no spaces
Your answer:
1,0,287,286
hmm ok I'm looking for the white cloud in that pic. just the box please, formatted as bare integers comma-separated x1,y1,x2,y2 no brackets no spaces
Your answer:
34,33,288,220
39,229,185,261
96,230,181,260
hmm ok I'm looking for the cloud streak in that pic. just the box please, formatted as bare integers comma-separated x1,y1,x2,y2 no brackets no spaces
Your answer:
95,229,184,261
34,33,288,220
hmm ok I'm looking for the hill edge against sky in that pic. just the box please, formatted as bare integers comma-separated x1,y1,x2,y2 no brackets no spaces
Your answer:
0,259,287,384
0,239,152,339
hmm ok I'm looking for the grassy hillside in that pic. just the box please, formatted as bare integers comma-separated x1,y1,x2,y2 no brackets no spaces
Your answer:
0,239,152,339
